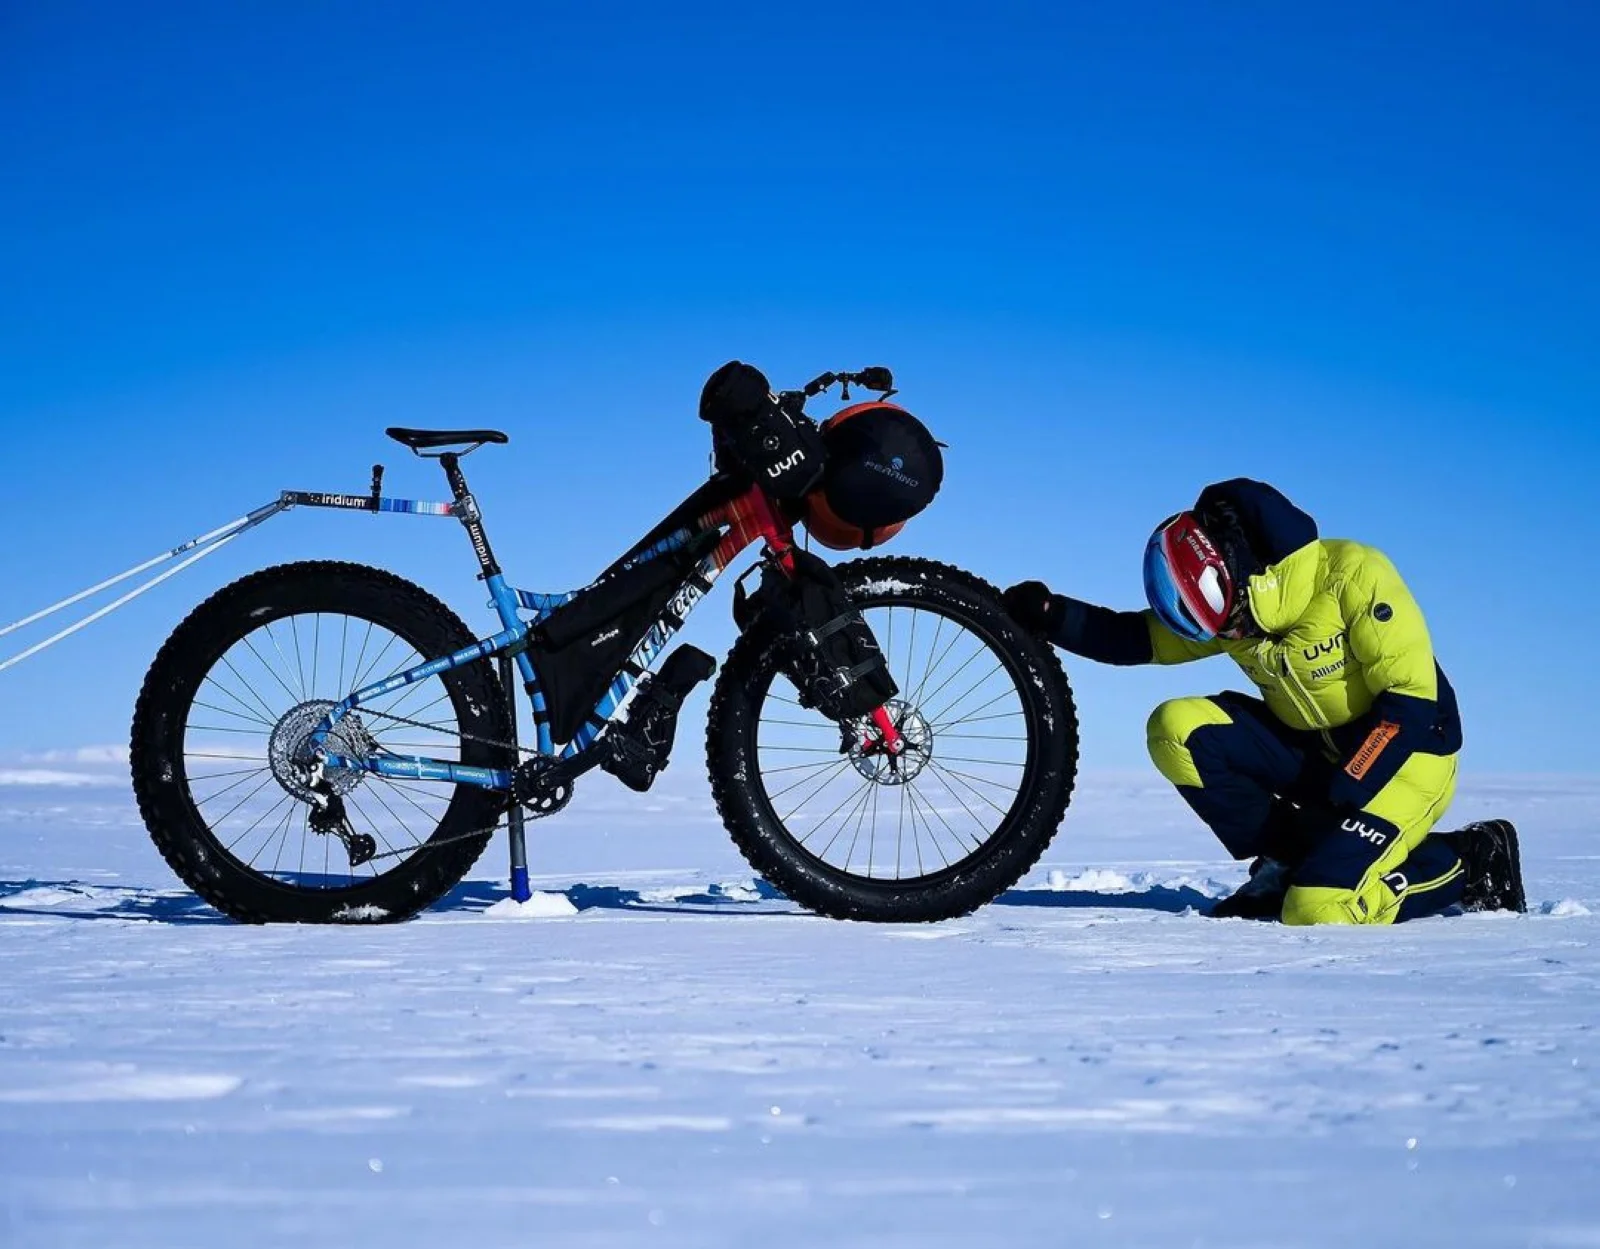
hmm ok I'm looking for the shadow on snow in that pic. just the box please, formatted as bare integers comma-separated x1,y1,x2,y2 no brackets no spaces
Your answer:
0,875,1214,924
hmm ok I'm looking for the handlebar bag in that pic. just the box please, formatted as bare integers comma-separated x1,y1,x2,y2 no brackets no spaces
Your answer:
699,360,825,500
802,403,944,549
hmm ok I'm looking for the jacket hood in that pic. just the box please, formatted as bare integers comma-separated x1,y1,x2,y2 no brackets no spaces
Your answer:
1193,478,1318,566
1192,479,1319,635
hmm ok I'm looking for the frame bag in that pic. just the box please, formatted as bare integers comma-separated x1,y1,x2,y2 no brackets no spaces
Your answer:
530,536,713,744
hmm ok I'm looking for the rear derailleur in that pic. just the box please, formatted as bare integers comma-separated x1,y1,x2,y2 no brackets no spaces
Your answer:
307,785,378,867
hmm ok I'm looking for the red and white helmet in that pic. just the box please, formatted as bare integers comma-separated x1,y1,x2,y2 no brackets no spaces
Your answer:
1142,511,1238,641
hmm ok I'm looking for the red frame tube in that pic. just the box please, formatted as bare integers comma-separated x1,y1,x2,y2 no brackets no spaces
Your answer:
701,485,903,754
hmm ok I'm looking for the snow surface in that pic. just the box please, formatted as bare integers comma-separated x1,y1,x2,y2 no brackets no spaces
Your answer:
1,760,1597,1248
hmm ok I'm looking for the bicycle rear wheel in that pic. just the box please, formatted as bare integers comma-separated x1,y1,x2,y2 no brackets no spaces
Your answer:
130,561,512,923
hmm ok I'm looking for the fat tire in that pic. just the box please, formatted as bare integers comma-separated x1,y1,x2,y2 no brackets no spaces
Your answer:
130,561,511,924
706,556,1077,922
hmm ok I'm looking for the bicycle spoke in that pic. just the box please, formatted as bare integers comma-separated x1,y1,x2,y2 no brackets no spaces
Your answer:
225,788,293,855
755,758,847,778
767,757,852,808
911,616,960,707
896,783,908,877
928,763,1014,820
288,615,309,700
218,653,285,723
923,659,1007,728
915,645,989,723
190,768,270,807
311,614,322,705
241,632,303,706
779,758,855,823
348,620,376,696
370,777,453,822
187,724,271,737
841,780,876,875
202,772,279,828
198,678,277,727
930,691,1022,732
905,783,937,873
758,718,838,730
809,780,876,861
911,779,985,855
350,631,403,696
265,621,308,702
338,614,350,695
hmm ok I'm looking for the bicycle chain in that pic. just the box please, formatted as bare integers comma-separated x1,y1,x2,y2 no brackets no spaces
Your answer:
328,701,544,864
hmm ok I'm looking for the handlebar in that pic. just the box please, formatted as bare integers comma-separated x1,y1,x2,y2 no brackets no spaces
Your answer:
795,366,897,402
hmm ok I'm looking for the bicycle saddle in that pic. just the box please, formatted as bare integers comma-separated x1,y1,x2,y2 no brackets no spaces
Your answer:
385,427,510,451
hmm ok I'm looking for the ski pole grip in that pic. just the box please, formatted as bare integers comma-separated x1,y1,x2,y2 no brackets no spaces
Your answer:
370,464,384,511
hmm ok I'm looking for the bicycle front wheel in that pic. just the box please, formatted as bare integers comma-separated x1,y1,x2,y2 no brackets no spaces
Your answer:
706,556,1078,921
130,561,513,923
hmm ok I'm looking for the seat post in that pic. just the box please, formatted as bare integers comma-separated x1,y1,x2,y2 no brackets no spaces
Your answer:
439,453,502,579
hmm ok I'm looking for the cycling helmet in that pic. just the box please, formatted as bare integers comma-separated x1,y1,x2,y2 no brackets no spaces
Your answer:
1143,511,1237,641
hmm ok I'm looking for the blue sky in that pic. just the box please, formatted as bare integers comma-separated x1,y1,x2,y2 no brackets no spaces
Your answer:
1,1,1595,775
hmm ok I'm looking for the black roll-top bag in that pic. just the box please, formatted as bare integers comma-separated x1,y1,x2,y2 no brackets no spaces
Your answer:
733,547,898,722
798,402,945,550
699,360,825,500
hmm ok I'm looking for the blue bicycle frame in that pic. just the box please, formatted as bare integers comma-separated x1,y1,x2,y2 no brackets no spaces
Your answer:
297,450,745,792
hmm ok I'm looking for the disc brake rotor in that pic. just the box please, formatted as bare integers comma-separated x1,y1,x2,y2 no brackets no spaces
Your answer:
848,698,932,786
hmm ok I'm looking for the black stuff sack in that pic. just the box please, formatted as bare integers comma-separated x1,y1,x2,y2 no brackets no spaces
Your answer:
699,360,825,501
734,547,897,722
803,403,944,549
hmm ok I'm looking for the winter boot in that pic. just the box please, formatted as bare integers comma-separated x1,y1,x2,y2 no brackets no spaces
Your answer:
1452,819,1527,913
1210,857,1293,920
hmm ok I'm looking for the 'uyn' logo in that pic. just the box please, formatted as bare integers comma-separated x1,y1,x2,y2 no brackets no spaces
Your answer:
767,450,808,477
590,627,621,647
1342,817,1389,847
1302,631,1348,663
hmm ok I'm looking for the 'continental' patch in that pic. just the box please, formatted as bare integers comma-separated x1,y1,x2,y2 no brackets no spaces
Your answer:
1346,721,1401,781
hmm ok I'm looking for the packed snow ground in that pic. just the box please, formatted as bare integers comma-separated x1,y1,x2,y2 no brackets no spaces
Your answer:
1,760,1597,1249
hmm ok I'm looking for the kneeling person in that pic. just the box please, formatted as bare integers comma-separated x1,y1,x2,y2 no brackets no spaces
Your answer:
1004,478,1524,924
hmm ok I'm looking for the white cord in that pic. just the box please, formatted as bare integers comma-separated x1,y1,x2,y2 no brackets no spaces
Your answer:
0,500,288,674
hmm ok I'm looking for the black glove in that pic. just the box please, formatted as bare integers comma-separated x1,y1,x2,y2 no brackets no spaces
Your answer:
1002,581,1067,636
1210,857,1291,920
